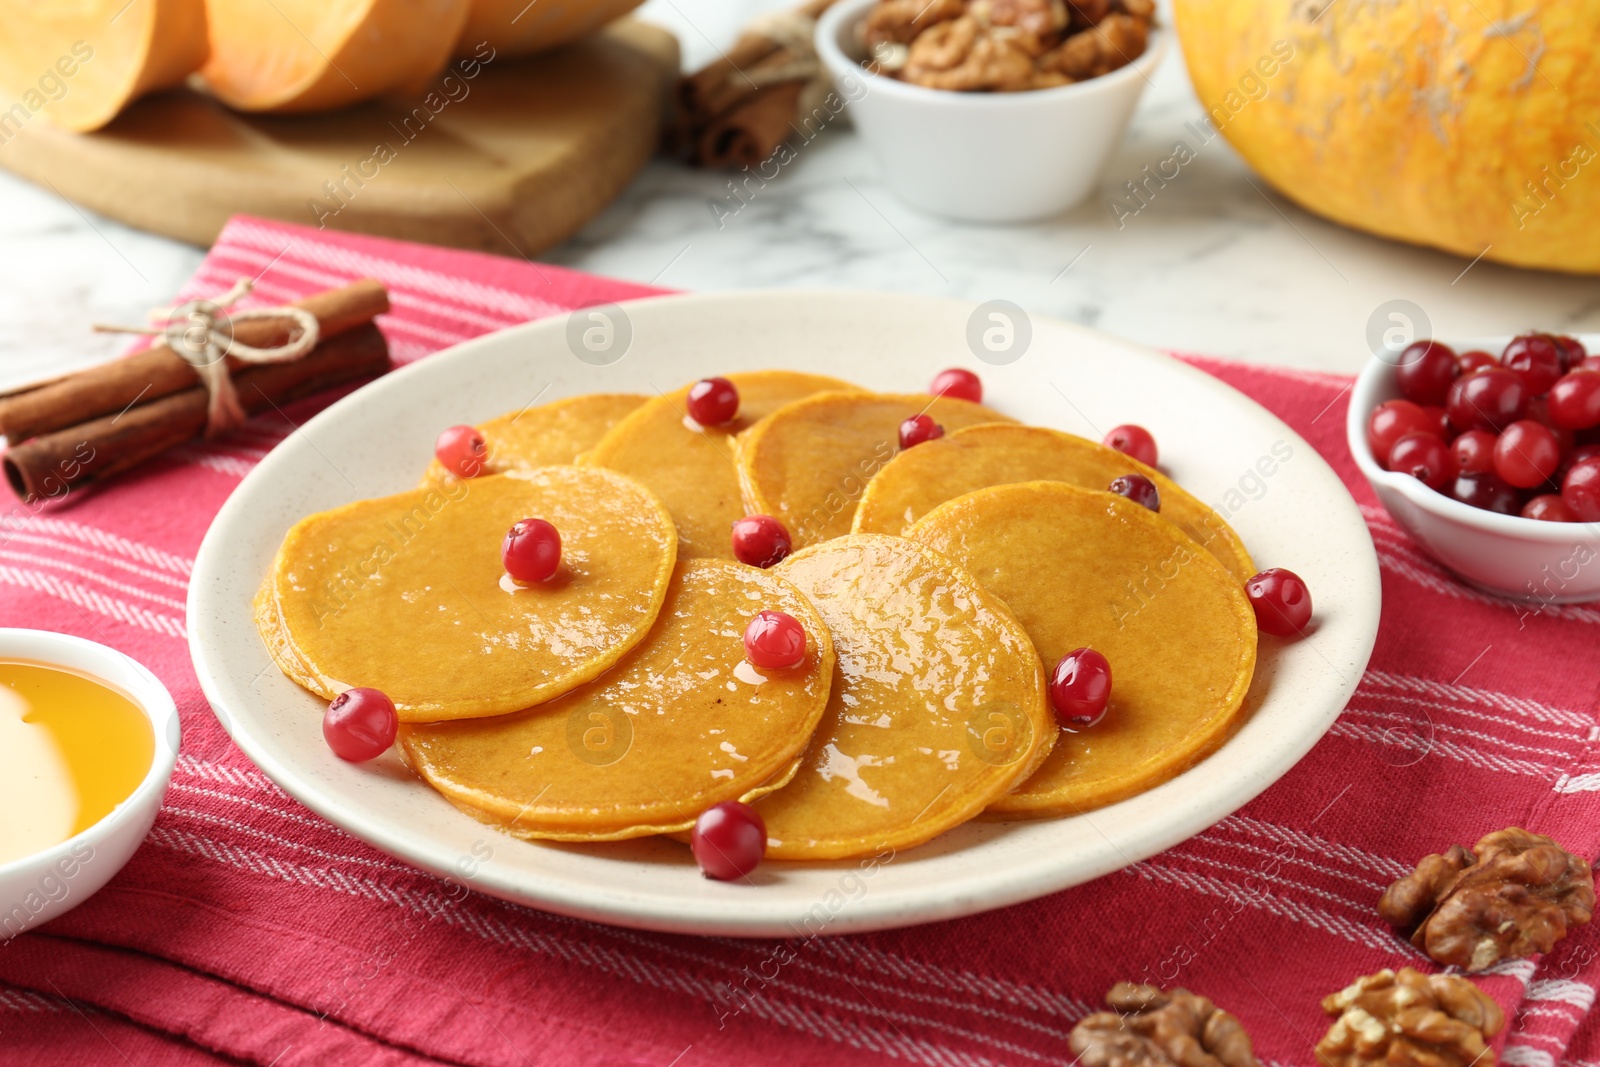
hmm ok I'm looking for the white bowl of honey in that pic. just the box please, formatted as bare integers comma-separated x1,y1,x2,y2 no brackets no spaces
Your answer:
0,629,179,939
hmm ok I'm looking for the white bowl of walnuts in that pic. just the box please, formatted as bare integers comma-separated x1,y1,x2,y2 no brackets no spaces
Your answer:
816,0,1168,222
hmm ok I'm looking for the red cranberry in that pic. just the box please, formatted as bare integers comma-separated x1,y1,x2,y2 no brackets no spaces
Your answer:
435,425,487,479
1366,400,1433,464
1103,424,1158,467
323,688,398,762
1452,430,1497,475
743,610,806,670
730,515,792,568
929,367,982,403
1387,432,1454,491
899,413,945,449
1446,367,1527,434
1563,456,1600,521
1048,648,1111,729
1395,340,1459,405
691,801,766,881
1244,568,1313,637
1108,473,1160,512
1582,356,1600,374
1457,350,1498,375
687,377,740,426
1451,471,1523,515
1548,371,1600,430
1524,397,1578,459
1551,335,1587,371
502,518,561,583
1561,443,1600,479
1422,405,1452,439
1501,334,1564,394
1493,420,1562,489
1522,494,1576,522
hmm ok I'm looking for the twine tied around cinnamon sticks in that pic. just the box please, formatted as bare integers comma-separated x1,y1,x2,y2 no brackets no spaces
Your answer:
740,10,825,81
94,278,320,438
0,278,391,503
677,0,840,168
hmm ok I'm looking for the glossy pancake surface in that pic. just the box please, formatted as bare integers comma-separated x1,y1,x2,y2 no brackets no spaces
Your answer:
738,392,1015,549
418,393,647,487
583,371,857,559
754,534,1051,860
853,423,1255,582
265,466,677,722
399,559,835,841
907,482,1257,815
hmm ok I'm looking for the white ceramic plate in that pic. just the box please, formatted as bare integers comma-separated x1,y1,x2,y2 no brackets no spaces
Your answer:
189,290,1380,937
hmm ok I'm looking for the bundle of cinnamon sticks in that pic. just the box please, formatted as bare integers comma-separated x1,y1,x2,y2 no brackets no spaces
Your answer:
0,280,392,502
677,0,839,168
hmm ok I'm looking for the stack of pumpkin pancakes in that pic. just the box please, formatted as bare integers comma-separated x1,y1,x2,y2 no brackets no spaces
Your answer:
256,371,1259,861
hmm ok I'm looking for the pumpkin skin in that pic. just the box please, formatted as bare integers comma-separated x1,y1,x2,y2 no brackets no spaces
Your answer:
1174,0,1600,273
0,0,208,132
200,0,473,113
457,0,645,58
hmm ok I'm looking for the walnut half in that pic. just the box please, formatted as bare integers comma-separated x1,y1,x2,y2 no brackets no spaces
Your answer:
1037,14,1148,80
1379,827,1595,971
900,15,1038,92
1316,968,1504,1067
862,0,966,48
1069,983,1260,1067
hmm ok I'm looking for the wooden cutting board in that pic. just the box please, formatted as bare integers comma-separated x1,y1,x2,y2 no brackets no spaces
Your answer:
0,20,678,256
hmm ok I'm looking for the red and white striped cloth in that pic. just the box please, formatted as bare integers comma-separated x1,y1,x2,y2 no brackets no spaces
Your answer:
1,216,1596,1067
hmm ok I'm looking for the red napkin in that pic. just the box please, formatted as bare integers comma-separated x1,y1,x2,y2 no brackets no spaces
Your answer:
1,216,1595,1067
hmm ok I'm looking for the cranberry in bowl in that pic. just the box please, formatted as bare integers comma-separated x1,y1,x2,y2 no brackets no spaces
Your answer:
1347,334,1600,604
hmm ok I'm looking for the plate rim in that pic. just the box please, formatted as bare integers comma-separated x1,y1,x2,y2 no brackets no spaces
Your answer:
187,288,1382,937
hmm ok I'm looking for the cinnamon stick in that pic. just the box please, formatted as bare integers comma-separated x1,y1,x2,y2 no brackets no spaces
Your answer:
3,323,390,502
678,0,838,165
697,81,808,168
0,279,390,445
679,18,798,119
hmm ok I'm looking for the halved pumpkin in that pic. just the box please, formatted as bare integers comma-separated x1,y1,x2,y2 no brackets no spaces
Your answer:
200,0,471,113
456,0,645,58
0,0,208,132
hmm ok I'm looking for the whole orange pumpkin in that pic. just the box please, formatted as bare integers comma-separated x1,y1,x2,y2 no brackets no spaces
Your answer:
1173,0,1600,274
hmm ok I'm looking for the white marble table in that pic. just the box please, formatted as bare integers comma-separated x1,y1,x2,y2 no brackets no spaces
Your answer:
2,0,1597,395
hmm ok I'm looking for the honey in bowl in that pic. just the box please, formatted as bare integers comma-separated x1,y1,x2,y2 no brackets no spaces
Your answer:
0,661,153,865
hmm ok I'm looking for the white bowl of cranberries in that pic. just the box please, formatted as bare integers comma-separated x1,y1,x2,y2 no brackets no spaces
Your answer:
1348,332,1600,604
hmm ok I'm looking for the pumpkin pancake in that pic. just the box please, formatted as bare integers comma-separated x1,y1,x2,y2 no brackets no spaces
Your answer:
753,534,1052,860
853,423,1255,582
906,481,1257,816
418,393,647,488
582,371,858,559
253,577,320,695
398,559,835,841
263,466,677,722
737,392,1016,550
